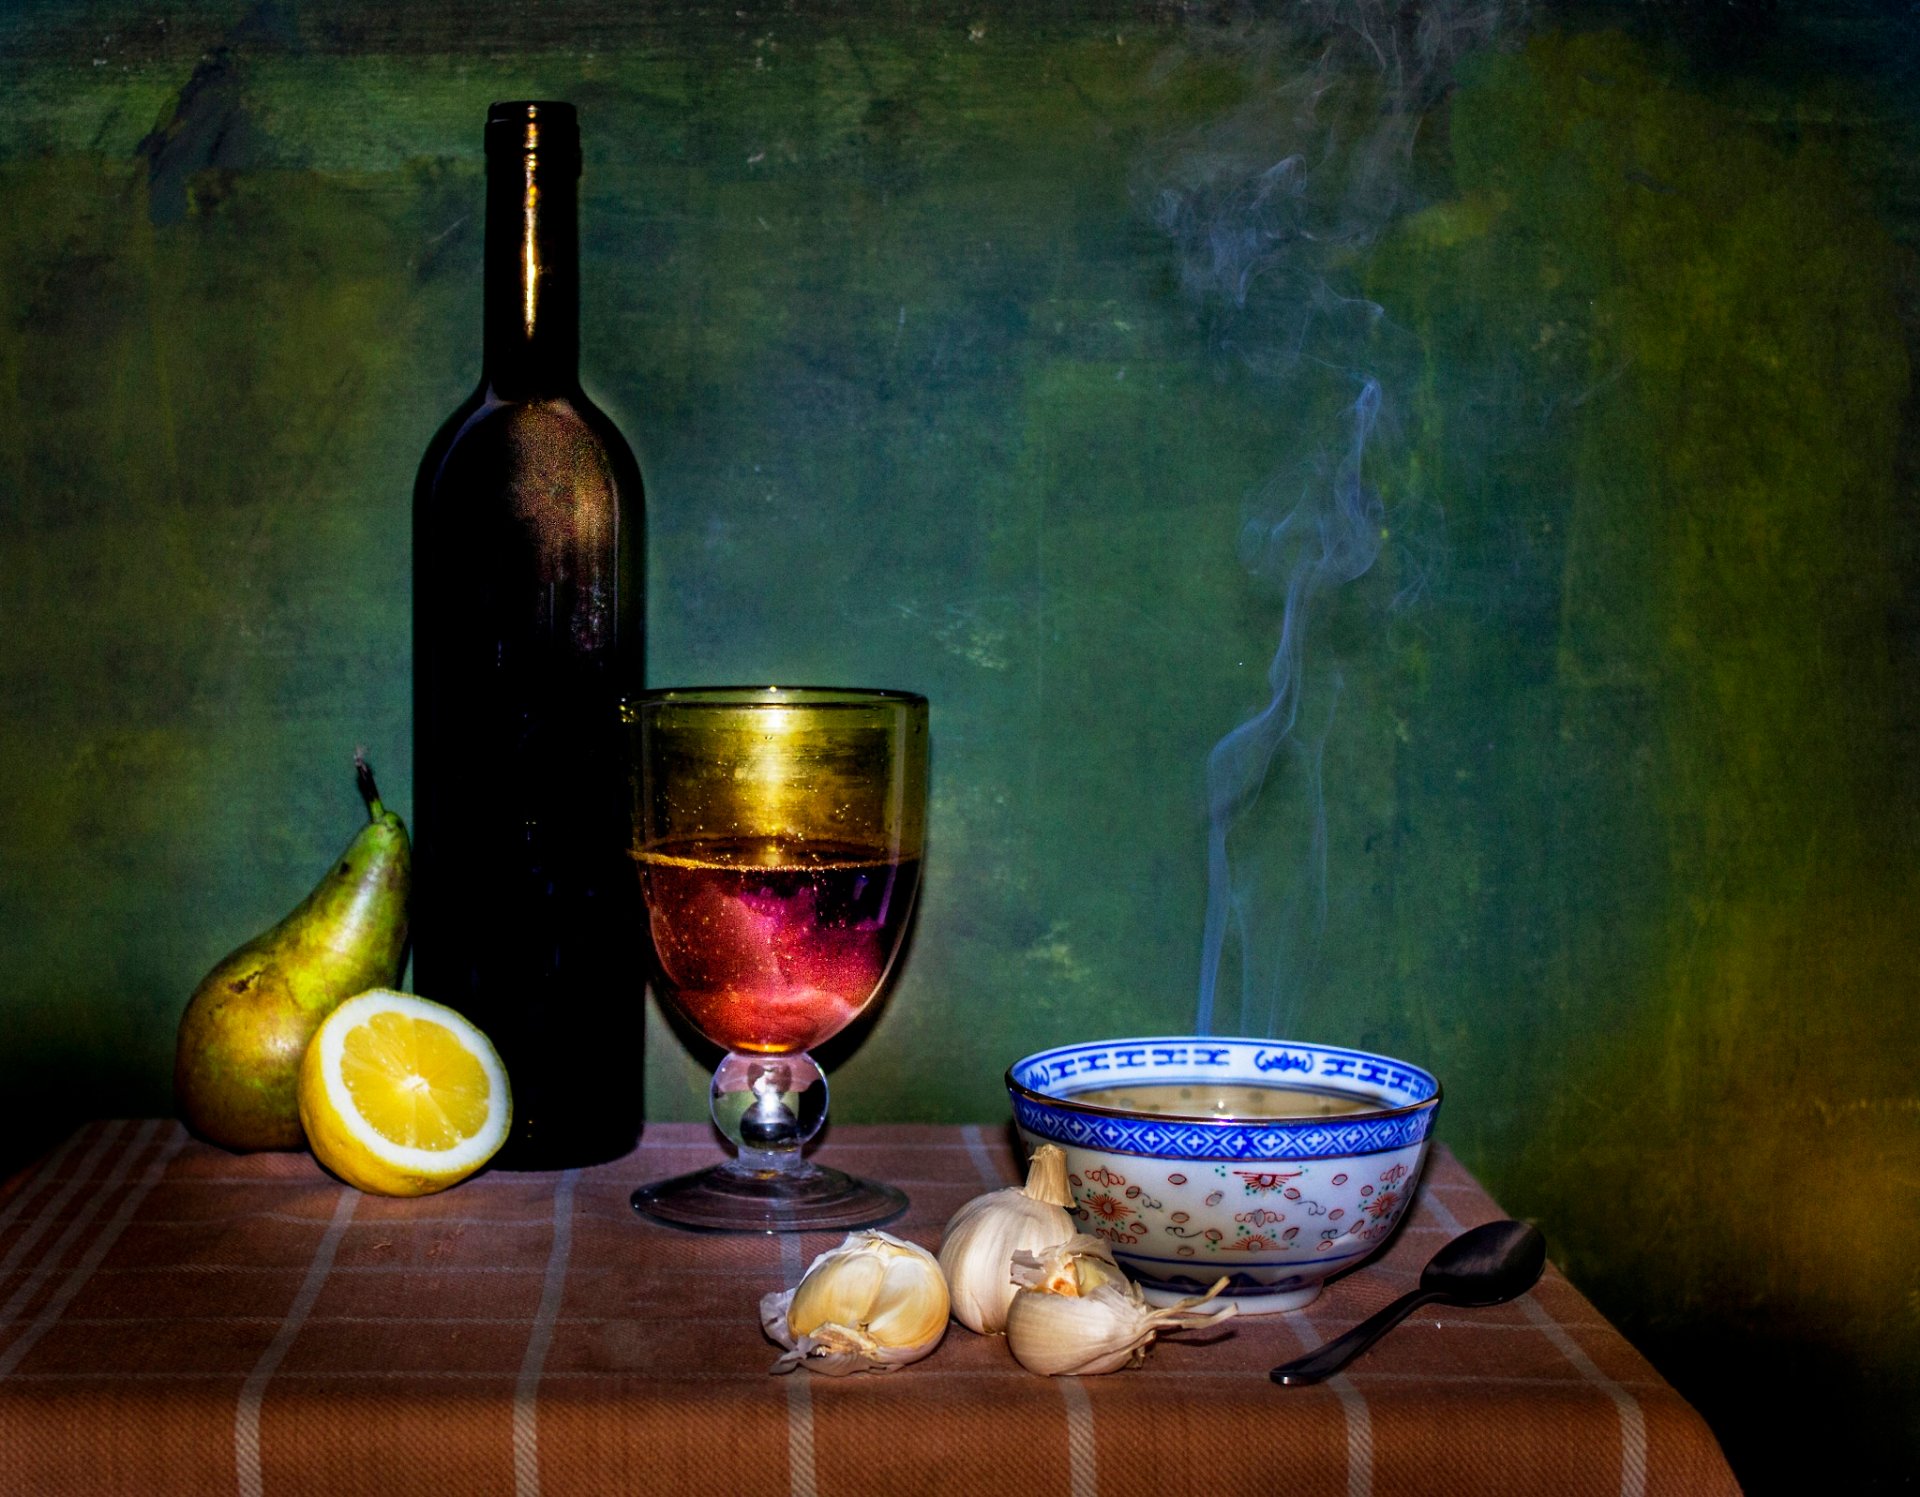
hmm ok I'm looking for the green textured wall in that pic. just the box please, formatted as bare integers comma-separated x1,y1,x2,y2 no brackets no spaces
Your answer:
3,1,1916,1487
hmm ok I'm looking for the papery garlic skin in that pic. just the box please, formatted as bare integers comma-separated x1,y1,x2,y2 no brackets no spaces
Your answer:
938,1144,1077,1334
1009,1233,1126,1298
1004,1267,1235,1377
761,1230,949,1376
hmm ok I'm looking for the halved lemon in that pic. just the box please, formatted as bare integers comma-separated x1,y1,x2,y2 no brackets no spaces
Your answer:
297,989,511,1197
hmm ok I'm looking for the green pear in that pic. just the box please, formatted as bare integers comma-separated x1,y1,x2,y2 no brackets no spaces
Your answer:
175,754,411,1150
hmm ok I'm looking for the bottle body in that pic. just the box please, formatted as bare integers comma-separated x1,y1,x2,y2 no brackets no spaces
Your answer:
412,103,644,1169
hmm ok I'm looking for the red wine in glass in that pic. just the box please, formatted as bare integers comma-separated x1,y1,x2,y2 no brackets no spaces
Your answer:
638,837,920,1056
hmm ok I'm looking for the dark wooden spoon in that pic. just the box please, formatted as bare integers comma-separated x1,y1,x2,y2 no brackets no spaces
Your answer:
1270,1219,1547,1387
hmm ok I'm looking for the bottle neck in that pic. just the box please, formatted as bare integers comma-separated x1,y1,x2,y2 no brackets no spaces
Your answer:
482,148,579,398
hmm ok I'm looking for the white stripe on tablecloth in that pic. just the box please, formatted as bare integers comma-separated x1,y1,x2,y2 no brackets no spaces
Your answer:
1285,1312,1374,1497
779,1234,819,1497
1414,1179,1466,1236
962,1126,1098,1497
1419,1185,1646,1497
513,1168,581,1497
961,1124,1014,1188
0,1365,1673,1388
0,1123,183,1380
0,1120,157,1336
0,1124,119,1287
1334,1370,1374,1497
1520,1294,1648,1497
235,1189,358,1497
1059,1376,1100,1497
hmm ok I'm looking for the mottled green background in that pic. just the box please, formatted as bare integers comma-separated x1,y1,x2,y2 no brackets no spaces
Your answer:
3,0,1917,1487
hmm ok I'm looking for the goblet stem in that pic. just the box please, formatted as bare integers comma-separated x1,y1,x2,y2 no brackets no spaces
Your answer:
708,1050,829,1171
628,1047,904,1232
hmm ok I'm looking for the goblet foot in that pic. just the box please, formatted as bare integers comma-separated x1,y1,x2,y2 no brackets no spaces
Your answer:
630,1163,907,1234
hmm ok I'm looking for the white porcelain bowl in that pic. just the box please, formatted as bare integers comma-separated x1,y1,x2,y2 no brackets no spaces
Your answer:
1008,1037,1442,1313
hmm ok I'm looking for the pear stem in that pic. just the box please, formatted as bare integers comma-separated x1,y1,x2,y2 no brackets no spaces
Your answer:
354,749,387,822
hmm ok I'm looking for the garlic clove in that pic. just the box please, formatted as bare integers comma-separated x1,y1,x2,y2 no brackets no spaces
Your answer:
763,1229,949,1376
1004,1273,1237,1377
789,1247,887,1336
866,1246,951,1347
938,1144,1079,1335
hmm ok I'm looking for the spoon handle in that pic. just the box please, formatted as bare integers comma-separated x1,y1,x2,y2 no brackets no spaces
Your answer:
1269,1288,1446,1386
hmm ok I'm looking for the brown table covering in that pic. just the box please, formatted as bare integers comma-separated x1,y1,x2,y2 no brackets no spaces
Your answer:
0,1120,1738,1496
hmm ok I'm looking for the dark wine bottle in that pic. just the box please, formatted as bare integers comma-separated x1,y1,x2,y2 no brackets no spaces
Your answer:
412,101,645,1169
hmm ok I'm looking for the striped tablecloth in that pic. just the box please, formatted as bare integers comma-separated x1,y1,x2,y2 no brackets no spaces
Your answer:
0,1120,1739,1496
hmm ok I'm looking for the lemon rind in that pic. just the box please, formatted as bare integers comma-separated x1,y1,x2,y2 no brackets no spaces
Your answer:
313,989,510,1178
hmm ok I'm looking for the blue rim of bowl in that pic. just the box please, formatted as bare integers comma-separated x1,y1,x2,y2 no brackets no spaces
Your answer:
1006,1037,1443,1162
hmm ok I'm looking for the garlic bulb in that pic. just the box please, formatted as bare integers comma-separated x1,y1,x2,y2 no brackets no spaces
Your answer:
761,1230,949,1376
1004,1236,1236,1377
938,1143,1077,1334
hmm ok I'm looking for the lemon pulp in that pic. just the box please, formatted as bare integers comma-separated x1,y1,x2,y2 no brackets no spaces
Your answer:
340,1010,493,1151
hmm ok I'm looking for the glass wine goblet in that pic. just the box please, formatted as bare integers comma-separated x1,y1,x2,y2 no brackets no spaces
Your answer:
623,687,928,1232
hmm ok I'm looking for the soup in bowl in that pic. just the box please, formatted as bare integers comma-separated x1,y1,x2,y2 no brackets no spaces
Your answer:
1007,1037,1442,1313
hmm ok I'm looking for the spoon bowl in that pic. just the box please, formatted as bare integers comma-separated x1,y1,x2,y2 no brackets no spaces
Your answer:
1270,1219,1546,1386
1421,1219,1547,1305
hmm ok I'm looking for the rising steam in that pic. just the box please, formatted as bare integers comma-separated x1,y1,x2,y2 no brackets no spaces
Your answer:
1196,384,1385,1037
1150,0,1507,1036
